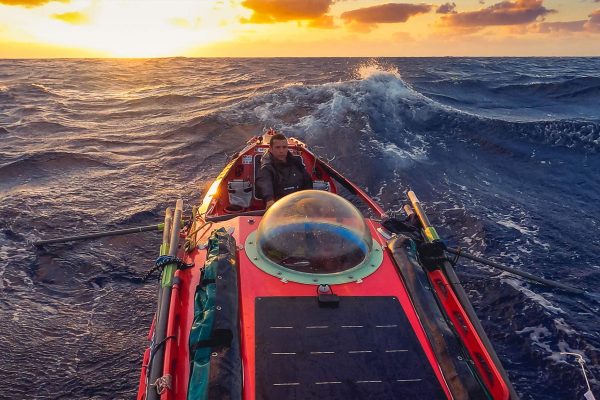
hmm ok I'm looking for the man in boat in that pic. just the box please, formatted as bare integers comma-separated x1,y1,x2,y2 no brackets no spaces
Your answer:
256,132,313,209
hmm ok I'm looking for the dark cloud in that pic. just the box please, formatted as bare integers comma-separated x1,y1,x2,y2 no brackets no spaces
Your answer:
0,0,67,6
585,9,600,31
241,0,332,23
436,2,456,14
535,20,586,33
341,3,432,25
442,0,555,27
527,8,600,33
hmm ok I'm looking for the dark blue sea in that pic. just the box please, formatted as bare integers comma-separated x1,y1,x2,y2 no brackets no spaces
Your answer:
1,58,599,399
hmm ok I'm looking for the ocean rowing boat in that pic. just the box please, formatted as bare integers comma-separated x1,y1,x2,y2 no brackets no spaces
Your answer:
137,131,517,400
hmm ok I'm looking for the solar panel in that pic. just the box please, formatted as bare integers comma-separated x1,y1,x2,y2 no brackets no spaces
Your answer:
255,296,447,399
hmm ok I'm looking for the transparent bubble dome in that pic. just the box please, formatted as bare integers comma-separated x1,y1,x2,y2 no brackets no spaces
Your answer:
257,190,372,274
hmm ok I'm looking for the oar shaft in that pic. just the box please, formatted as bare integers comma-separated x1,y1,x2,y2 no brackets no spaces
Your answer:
408,190,440,242
147,200,183,400
33,224,164,246
446,247,585,295
168,200,183,258
408,191,431,227
161,208,173,255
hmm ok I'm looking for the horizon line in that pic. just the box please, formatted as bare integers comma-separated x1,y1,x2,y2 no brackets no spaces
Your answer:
2,55,600,60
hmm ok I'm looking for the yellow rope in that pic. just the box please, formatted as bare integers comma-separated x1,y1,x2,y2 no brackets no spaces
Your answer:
184,206,213,252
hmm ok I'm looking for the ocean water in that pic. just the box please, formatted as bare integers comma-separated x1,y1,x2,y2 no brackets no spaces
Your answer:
1,57,599,399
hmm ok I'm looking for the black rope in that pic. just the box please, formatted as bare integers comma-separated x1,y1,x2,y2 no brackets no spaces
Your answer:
141,256,194,282
450,246,462,266
155,255,194,270
183,218,193,231
150,335,176,359
147,335,177,381
141,263,164,283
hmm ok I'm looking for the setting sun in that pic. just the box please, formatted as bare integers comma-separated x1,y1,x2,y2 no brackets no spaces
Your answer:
2,0,241,57
0,0,599,57
50,2,214,57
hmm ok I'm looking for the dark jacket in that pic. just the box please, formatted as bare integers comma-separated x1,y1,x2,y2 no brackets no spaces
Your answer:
256,151,313,202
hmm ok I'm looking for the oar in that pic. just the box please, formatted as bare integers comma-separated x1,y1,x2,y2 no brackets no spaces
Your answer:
32,218,187,246
406,191,589,295
32,223,166,246
445,247,586,295
406,190,520,400
146,200,183,400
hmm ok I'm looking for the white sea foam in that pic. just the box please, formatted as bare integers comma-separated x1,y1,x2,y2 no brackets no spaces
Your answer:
282,82,305,88
502,277,565,314
553,318,577,336
516,324,552,340
0,244,7,289
354,61,401,81
368,137,428,169
517,325,557,355
491,207,551,251
496,219,537,236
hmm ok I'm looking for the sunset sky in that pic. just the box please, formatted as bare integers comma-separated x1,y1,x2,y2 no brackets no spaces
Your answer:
1,0,599,58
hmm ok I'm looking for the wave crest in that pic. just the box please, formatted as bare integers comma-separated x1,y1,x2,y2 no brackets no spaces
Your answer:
353,60,401,81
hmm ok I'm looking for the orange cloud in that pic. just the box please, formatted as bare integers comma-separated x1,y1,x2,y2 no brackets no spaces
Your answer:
341,3,432,24
441,0,555,27
52,11,89,25
241,0,332,23
308,14,335,29
0,0,67,7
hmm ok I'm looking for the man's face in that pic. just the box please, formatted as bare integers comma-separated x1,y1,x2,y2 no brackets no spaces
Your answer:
270,139,288,162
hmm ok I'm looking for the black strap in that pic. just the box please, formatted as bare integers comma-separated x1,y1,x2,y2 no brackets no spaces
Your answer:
418,240,448,271
382,217,419,234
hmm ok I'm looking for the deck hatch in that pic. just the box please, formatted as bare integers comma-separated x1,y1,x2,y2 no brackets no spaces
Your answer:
255,296,447,399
